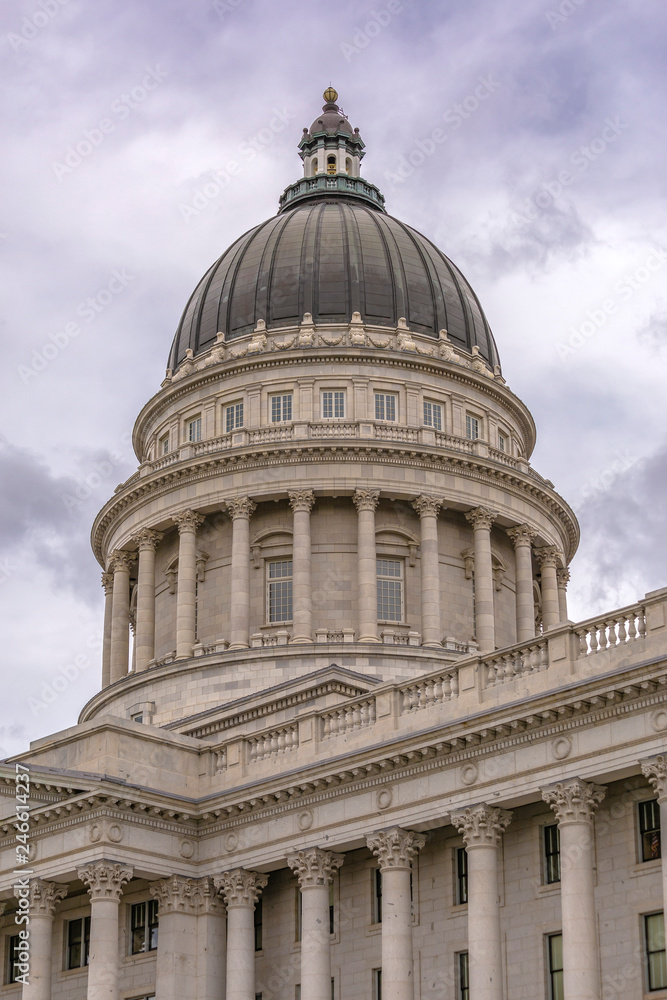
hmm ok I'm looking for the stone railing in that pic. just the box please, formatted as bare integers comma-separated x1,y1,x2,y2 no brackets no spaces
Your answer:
250,631,291,648
575,603,647,655
247,724,299,762
309,422,358,438
399,667,461,713
193,435,234,456
374,425,419,443
435,432,474,453
483,637,550,687
321,698,377,740
314,629,356,643
487,446,521,469
248,426,294,444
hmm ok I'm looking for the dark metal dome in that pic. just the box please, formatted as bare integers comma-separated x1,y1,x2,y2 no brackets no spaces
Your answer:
168,199,500,372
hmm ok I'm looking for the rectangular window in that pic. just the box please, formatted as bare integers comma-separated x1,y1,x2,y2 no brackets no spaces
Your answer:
374,392,397,422
130,900,158,955
423,400,443,430
6,935,20,985
66,916,91,969
373,867,382,923
373,969,382,1000
322,390,345,418
639,800,662,862
458,952,469,1000
159,434,169,455
376,558,403,622
267,560,293,623
455,847,468,905
646,912,667,991
547,933,564,1000
465,414,480,440
270,393,293,423
226,401,244,432
254,897,263,951
498,431,506,452
188,416,202,442
329,882,335,936
544,824,561,884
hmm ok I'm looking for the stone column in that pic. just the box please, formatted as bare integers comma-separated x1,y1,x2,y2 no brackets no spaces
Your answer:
536,546,561,630
412,495,444,647
353,489,381,642
465,508,498,653
542,777,606,1000
642,756,667,925
226,498,256,650
451,804,512,1000
557,567,570,622
101,571,114,688
287,848,344,1000
366,827,426,1000
14,878,68,1000
289,490,316,644
134,528,163,672
109,551,135,684
77,860,133,1000
197,878,227,1000
506,525,536,643
174,510,205,659
214,869,268,1000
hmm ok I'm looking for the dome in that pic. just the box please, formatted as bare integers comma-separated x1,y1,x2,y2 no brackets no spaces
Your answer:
168,199,500,372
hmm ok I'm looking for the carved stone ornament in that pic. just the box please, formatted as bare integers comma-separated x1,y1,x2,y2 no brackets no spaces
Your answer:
213,868,268,907
541,777,606,824
150,874,224,915
557,567,571,589
15,878,68,916
366,826,426,870
288,489,316,514
412,494,444,518
109,550,135,574
174,509,205,534
450,803,512,849
101,571,114,595
506,524,536,548
535,545,561,570
465,507,498,531
226,497,257,520
134,527,163,551
77,860,133,901
286,847,344,888
352,488,381,513
642,755,667,800
196,551,209,583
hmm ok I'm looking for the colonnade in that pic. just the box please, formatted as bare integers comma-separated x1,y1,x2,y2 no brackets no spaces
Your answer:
103,493,569,683
16,763,667,1000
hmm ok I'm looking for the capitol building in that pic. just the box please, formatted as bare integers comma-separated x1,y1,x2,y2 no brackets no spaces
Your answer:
2,89,667,1000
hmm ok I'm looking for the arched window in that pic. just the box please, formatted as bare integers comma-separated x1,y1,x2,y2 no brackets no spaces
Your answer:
311,157,318,176
327,155,337,175
346,157,352,175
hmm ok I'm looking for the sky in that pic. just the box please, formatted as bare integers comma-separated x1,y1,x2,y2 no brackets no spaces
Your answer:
1,0,665,759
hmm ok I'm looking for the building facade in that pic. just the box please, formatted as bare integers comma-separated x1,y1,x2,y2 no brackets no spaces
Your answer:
1,89,667,1000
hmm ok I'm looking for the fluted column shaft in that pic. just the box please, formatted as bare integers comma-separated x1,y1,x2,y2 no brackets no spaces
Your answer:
413,496,443,647
367,827,425,1000
14,879,68,1000
642,757,667,929
109,552,134,684
214,869,267,1000
353,489,380,642
134,529,162,671
466,508,497,653
77,861,133,1000
289,491,315,644
227,499,256,650
101,572,113,688
543,778,605,1000
557,568,570,623
287,848,344,1000
175,511,204,659
537,547,561,629
507,525,536,642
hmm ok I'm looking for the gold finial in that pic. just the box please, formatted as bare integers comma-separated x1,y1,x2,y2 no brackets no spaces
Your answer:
323,87,338,103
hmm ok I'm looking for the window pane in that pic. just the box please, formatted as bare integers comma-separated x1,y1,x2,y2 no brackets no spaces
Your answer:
640,801,662,862
283,394,292,420
545,824,561,883
456,847,468,904
334,392,345,417
459,952,469,1000
268,561,293,623
322,391,333,418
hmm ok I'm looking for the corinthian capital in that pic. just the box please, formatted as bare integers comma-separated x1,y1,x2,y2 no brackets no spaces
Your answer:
352,488,380,513
213,868,268,907
109,550,135,574
101,571,114,595
450,804,512,849
642,756,667,800
412,494,444,518
535,545,561,570
77,861,133,901
287,847,344,887
174,509,205,534
225,497,257,520
134,527,164,551
15,879,68,916
465,507,497,531
150,875,199,914
288,489,316,514
366,827,425,870
557,567,571,589
542,777,606,824
506,524,536,548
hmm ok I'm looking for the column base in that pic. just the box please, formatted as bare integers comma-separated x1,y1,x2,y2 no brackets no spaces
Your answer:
227,642,250,651
421,640,442,648
359,634,381,643
289,635,313,644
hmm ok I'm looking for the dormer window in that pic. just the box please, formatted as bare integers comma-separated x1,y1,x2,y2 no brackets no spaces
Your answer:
327,155,337,175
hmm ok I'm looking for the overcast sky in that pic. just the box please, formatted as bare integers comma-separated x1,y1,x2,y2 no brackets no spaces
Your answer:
1,0,665,759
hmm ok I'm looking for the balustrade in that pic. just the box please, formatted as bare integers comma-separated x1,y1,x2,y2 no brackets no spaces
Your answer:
575,605,646,655
247,724,299,762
